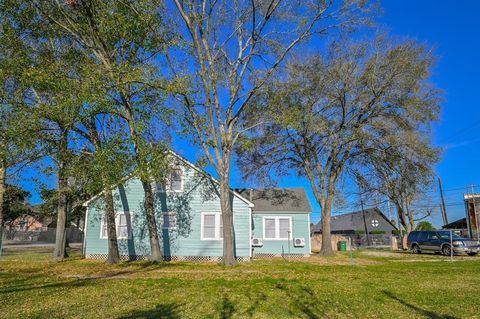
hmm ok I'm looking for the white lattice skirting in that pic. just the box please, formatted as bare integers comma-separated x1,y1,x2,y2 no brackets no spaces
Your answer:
253,253,309,259
85,254,250,263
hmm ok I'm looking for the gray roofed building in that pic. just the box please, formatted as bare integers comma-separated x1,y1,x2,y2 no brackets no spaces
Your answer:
235,188,312,213
313,207,397,234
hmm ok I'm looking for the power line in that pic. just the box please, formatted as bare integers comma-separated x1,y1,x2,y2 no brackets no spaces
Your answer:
438,119,480,144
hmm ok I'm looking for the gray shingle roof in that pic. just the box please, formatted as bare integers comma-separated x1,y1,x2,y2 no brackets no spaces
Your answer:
313,207,398,233
235,188,312,213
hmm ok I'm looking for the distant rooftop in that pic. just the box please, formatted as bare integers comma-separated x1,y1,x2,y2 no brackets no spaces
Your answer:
313,207,398,233
235,188,312,213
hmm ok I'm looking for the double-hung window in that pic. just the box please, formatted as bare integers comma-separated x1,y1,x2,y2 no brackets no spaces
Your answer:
201,212,223,240
100,212,132,239
155,168,184,192
263,217,291,240
169,168,183,192
163,212,177,229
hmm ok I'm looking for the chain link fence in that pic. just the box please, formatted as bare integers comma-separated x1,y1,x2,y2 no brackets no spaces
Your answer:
1,226,83,247
347,234,397,249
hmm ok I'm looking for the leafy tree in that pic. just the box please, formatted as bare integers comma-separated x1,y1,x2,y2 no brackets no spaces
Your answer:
32,0,175,261
1,185,31,226
237,37,441,256
415,221,434,231
170,0,372,265
0,1,43,256
73,107,135,264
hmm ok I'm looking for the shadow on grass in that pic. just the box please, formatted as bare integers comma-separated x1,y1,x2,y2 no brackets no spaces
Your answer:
0,277,96,295
118,303,182,319
275,281,323,319
218,294,235,319
382,290,458,319
243,291,267,318
0,268,151,295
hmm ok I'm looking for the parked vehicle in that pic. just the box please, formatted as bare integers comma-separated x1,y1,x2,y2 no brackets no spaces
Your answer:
407,230,480,256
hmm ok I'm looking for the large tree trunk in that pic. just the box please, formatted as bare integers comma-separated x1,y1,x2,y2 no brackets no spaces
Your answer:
319,196,335,256
122,100,163,261
406,204,415,233
53,168,68,261
0,159,6,257
142,180,162,261
219,161,236,266
395,203,409,234
104,187,120,264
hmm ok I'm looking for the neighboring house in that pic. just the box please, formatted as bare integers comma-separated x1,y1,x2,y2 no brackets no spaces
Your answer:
83,151,311,261
7,214,47,232
312,207,397,235
442,218,469,237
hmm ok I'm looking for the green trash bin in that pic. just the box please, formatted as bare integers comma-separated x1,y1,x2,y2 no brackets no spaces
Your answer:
337,240,347,252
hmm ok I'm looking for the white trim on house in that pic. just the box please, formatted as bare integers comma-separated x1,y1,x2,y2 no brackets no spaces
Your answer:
82,207,89,257
82,150,254,208
99,211,133,240
200,212,223,241
248,207,252,258
307,212,312,254
262,216,292,241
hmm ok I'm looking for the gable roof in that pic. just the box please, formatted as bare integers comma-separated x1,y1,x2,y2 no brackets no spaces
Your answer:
235,188,312,213
442,218,467,229
83,150,254,208
313,207,398,233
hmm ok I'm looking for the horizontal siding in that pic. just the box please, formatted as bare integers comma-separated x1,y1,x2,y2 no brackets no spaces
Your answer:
251,212,311,255
85,164,250,258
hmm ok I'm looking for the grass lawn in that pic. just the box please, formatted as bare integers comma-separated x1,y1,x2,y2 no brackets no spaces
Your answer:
0,247,479,318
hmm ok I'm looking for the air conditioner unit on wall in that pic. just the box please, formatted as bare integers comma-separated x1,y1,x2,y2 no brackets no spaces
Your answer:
294,238,305,247
251,238,263,247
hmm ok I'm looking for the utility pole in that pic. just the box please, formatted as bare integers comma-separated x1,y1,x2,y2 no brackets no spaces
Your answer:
438,177,448,226
471,185,479,240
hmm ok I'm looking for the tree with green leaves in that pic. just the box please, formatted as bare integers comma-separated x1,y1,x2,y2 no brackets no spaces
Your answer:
416,221,435,231
1,185,31,226
73,95,136,264
170,0,372,265
0,2,43,256
32,0,174,261
237,37,441,256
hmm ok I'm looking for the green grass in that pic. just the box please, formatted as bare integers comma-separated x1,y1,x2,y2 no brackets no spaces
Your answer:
0,247,479,318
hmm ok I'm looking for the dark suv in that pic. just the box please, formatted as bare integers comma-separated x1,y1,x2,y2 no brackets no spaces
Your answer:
407,230,480,256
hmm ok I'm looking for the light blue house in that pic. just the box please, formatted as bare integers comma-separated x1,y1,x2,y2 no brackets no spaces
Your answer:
83,151,312,261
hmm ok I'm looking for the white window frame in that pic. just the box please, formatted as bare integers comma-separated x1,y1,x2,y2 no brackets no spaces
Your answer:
167,167,184,192
262,216,292,240
200,212,223,240
162,212,177,230
100,211,133,240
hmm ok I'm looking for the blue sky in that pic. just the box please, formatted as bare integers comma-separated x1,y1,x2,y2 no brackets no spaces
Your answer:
375,0,480,226
19,1,480,228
